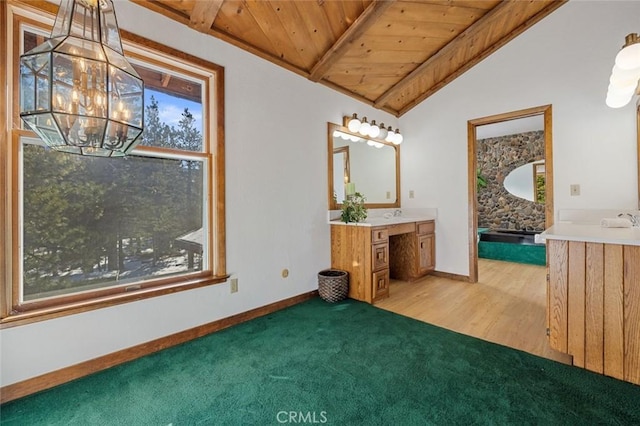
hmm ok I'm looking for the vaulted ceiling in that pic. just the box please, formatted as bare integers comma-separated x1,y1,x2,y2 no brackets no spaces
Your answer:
132,0,566,117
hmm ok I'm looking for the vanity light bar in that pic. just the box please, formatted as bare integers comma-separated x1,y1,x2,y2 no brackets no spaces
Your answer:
344,114,404,145
606,33,640,108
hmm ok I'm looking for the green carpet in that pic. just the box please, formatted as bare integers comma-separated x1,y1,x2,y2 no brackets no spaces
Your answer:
2,298,639,425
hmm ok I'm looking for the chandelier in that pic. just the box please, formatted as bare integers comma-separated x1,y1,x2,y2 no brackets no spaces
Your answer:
19,0,144,156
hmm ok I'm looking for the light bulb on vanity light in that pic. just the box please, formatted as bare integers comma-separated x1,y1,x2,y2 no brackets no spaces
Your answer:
606,65,639,108
392,129,403,145
615,33,640,70
378,123,388,140
385,126,396,143
610,64,640,86
606,34,640,108
606,85,635,108
368,120,381,138
347,113,361,133
359,117,371,136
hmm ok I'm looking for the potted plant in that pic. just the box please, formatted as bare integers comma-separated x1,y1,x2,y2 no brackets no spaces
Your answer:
341,192,368,223
477,169,487,190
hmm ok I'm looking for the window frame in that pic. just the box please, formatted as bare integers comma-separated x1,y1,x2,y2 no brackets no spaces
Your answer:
1,1,227,327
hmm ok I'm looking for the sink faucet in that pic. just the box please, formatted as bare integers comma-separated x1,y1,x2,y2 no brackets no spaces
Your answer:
394,209,402,217
618,213,640,227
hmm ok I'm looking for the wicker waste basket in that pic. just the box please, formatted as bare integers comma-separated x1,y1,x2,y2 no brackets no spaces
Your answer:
317,269,349,303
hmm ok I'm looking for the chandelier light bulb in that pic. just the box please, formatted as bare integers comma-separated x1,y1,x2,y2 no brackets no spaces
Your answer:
615,34,640,70
359,117,371,136
347,113,361,133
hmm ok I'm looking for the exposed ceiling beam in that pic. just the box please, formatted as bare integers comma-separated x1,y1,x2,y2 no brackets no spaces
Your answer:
130,0,311,79
375,1,567,113
309,0,394,82
189,0,224,33
161,73,171,88
395,2,567,116
373,1,513,109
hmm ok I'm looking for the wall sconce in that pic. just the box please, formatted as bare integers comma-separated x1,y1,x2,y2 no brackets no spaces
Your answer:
19,0,144,156
345,114,403,144
606,33,640,108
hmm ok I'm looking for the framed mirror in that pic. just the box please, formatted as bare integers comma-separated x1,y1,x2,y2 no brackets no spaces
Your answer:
328,122,400,210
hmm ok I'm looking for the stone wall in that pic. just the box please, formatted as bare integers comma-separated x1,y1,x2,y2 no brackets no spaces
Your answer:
477,131,545,231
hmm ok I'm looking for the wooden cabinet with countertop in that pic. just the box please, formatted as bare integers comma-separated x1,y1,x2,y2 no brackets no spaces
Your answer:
544,224,640,385
330,219,435,303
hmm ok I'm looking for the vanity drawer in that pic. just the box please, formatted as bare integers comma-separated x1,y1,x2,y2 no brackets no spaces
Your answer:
372,269,390,301
417,221,435,235
372,243,389,271
372,228,389,243
388,222,416,236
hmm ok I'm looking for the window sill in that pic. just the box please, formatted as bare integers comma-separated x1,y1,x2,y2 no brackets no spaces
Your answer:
0,275,229,329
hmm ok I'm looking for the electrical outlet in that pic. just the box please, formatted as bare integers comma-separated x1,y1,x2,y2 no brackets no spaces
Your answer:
570,184,580,196
409,190,415,199
386,191,391,199
230,278,238,293
281,269,289,278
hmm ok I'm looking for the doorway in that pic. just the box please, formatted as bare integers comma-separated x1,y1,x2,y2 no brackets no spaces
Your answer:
467,105,554,283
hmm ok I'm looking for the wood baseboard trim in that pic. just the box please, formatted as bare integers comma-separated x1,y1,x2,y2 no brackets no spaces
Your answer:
431,270,472,282
0,290,318,404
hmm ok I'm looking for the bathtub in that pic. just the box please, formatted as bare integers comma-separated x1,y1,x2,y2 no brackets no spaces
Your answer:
478,228,545,265
479,229,541,245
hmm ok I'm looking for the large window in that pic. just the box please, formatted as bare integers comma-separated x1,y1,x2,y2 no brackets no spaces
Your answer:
1,3,226,324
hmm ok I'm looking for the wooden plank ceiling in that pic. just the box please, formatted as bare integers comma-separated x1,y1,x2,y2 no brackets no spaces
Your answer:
132,0,566,117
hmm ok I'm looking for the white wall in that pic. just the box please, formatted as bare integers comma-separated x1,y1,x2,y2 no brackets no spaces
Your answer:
0,1,398,387
400,0,640,276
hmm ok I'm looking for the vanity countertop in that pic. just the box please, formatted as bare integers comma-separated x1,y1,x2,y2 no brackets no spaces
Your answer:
538,223,640,246
329,215,436,227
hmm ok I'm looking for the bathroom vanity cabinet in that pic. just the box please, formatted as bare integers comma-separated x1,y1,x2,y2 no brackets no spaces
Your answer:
330,219,435,304
543,224,640,385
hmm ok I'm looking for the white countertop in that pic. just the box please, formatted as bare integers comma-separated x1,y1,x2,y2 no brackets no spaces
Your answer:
329,215,436,227
538,223,640,246
328,208,437,227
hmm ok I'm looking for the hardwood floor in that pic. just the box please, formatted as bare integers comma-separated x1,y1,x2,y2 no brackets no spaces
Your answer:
375,259,572,364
